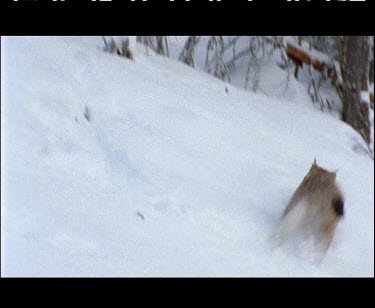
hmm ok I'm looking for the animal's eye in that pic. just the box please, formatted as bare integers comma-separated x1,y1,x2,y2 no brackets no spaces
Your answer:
332,199,344,216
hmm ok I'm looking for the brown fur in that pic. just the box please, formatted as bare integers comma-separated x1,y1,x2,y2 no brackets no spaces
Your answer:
281,160,344,254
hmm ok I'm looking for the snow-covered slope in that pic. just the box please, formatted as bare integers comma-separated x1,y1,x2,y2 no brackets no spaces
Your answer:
1,37,373,277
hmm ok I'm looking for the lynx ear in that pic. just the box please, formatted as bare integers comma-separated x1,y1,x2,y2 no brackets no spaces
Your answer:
312,157,317,166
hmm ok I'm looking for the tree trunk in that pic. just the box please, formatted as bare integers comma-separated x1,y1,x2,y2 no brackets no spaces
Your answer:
156,36,166,55
338,36,371,144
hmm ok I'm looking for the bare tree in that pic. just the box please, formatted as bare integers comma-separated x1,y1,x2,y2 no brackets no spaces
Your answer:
304,36,338,60
205,36,230,81
179,36,201,68
156,36,169,56
137,36,169,56
204,36,280,91
338,36,371,144
102,36,133,60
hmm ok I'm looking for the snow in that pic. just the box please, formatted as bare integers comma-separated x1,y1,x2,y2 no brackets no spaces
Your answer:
1,36,374,277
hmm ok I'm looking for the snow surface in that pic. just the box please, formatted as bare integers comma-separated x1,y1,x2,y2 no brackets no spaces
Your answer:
1,36,374,277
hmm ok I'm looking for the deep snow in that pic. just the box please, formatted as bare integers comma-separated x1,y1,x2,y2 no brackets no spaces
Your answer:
1,36,374,277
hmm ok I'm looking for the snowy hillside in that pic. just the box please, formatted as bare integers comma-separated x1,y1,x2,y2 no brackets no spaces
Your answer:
1,36,374,277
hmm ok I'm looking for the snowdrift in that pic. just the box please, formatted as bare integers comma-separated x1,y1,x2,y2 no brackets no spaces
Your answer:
1,37,373,276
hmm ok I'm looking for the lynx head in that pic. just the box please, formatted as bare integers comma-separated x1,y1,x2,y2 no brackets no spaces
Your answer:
312,158,344,217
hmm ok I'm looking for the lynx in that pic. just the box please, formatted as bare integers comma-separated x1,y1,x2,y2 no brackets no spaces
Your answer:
274,159,344,257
